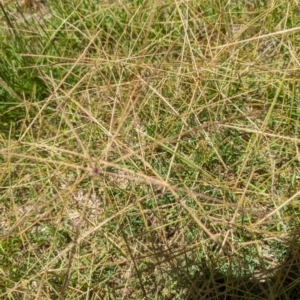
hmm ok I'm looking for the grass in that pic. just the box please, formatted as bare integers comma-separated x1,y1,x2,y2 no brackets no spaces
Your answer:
0,0,300,299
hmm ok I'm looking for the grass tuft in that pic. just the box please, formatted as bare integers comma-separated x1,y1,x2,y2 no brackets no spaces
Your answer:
1,0,300,299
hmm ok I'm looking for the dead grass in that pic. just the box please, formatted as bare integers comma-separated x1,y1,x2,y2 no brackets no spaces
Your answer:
1,0,300,299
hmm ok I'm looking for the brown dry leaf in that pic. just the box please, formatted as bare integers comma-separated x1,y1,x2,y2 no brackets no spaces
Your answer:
17,0,45,12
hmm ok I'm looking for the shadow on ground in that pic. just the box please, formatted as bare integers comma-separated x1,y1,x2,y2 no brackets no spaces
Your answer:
183,229,300,300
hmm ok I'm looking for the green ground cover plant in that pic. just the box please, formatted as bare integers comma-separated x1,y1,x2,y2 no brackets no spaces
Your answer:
1,0,300,299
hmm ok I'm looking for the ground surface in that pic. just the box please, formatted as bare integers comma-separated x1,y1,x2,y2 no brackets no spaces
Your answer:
0,1,300,299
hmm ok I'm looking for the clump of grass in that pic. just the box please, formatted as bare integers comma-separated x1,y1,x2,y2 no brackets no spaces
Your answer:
1,0,300,299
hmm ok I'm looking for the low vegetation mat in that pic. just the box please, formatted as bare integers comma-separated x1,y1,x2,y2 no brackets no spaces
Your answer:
1,0,300,299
